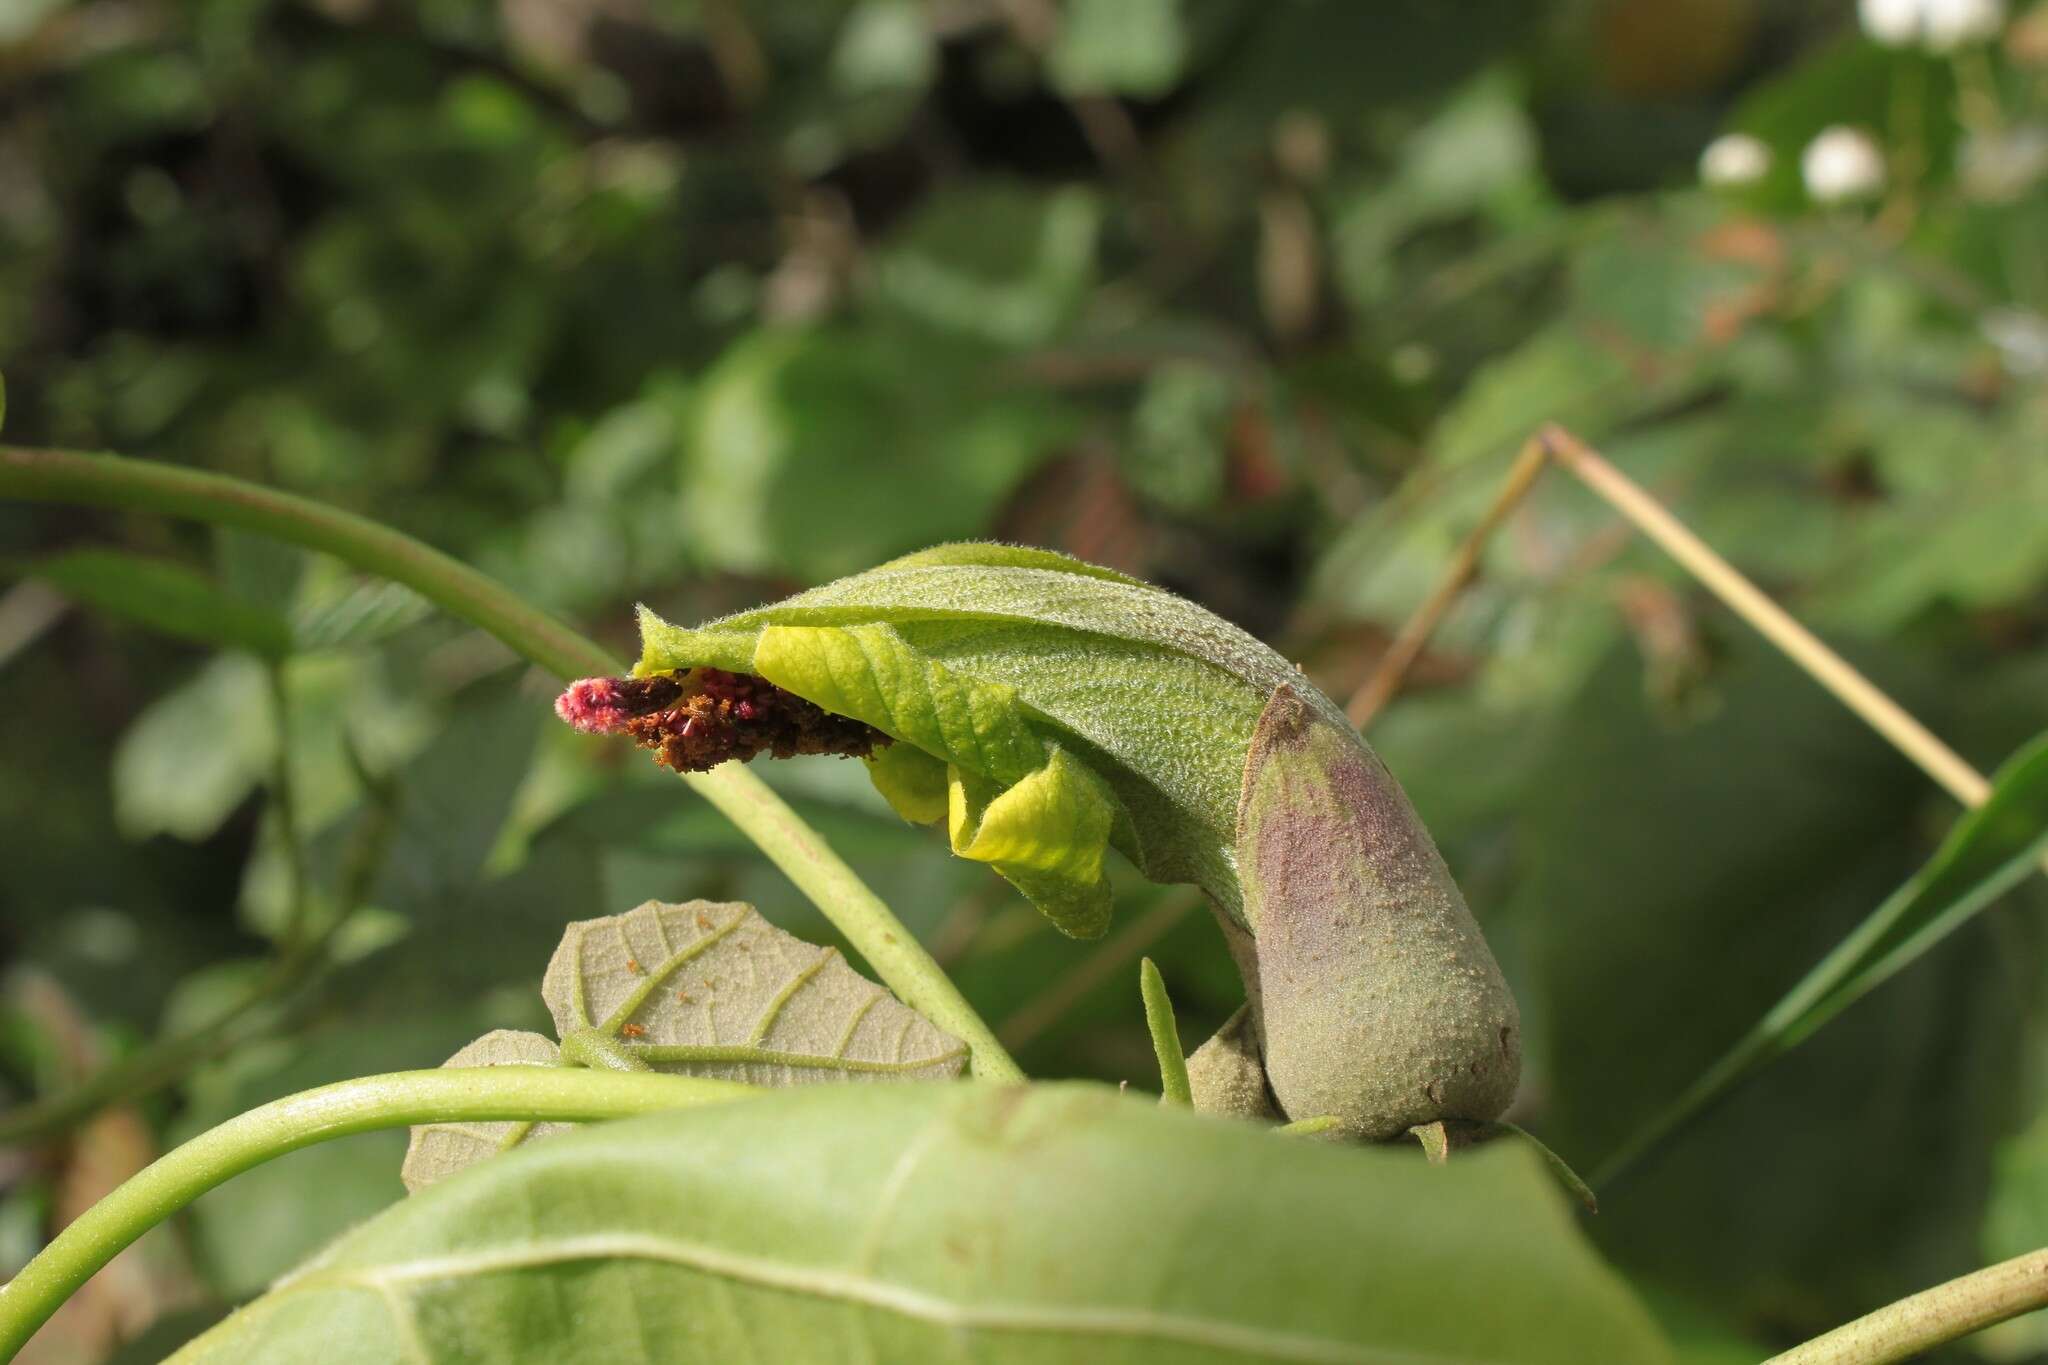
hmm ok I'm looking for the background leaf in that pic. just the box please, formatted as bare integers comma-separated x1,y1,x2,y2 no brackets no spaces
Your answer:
1601,727,2048,1181
1527,638,2036,1330
12,549,293,658
404,900,968,1192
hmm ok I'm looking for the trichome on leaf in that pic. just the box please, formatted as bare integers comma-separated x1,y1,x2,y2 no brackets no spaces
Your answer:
558,543,1521,1140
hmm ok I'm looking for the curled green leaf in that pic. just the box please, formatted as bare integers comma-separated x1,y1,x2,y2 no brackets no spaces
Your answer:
562,545,1521,1139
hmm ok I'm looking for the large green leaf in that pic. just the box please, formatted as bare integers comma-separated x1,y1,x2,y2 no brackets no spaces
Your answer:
171,1083,1671,1363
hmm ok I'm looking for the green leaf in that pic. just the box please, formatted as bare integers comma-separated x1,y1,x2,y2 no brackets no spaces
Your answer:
1523,642,2034,1327
636,543,1337,911
14,548,294,657
172,1084,1674,1364
753,623,1048,786
1139,958,1190,1106
111,653,275,842
1047,0,1187,98
946,750,1117,938
1602,728,2048,1181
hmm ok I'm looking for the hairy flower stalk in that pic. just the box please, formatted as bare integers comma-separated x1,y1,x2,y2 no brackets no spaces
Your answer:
558,544,1521,1139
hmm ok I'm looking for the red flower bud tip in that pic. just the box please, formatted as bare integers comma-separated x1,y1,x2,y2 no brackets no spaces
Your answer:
556,678,628,734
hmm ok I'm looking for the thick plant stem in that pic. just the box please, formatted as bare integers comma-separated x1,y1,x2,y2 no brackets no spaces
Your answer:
0,1068,755,1361
1764,1249,2048,1365
0,445,1022,1082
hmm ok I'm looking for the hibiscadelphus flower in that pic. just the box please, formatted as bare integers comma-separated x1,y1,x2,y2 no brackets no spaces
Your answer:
557,542,1520,1141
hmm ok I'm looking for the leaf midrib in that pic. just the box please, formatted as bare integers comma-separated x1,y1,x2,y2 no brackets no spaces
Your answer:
271,1231,1485,1365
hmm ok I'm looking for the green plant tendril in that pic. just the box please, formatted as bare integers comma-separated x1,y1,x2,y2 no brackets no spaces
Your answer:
0,1068,755,1360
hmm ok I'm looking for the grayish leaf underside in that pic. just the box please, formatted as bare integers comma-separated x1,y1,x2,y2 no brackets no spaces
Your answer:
402,900,966,1191
542,900,967,1084
398,1031,576,1194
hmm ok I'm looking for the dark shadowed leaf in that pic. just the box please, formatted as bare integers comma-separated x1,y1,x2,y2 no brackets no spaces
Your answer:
1529,640,2033,1331
1604,727,2048,1182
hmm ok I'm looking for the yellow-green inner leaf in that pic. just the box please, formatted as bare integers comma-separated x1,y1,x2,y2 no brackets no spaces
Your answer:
865,743,948,825
944,754,1116,938
753,622,1045,785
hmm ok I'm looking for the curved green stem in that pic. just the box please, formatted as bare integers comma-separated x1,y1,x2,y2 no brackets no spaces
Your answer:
0,1068,755,1360
0,446,610,678
0,445,1021,1082
264,658,310,951
1764,1249,2048,1365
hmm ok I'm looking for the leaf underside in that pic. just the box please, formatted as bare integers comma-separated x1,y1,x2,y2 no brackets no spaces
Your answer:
402,901,966,1191
181,1083,1675,1364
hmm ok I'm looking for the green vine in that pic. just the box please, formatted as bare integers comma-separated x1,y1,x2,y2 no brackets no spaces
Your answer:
0,1068,754,1357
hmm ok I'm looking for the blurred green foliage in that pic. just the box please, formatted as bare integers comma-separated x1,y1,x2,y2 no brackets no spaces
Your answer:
1,0,2045,1360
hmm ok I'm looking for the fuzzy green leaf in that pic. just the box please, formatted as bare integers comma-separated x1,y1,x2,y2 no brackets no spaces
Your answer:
863,742,949,824
622,543,1523,1132
946,748,1117,938
176,1084,1674,1364
633,543,1337,921
753,622,1046,785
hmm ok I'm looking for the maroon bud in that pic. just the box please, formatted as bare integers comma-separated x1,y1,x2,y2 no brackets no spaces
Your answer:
554,668,888,773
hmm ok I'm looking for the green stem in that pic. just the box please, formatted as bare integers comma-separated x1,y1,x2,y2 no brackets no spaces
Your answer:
1276,1115,1341,1137
0,445,1021,1082
1764,1249,2048,1365
0,1068,753,1361
0,446,609,678
264,658,310,951
1138,958,1190,1106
